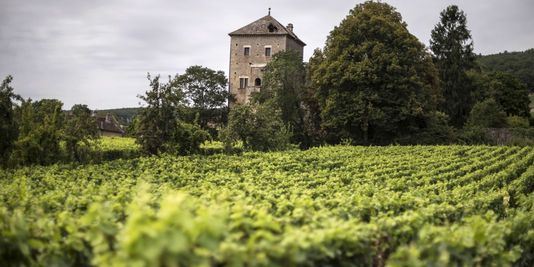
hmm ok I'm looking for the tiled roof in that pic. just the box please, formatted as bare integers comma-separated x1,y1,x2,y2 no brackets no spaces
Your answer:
95,114,124,134
229,15,306,46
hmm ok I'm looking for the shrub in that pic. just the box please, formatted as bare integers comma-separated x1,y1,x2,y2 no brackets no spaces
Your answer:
220,103,291,152
466,99,507,128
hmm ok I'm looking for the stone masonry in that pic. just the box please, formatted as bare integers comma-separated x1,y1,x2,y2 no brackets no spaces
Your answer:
228,11,306,106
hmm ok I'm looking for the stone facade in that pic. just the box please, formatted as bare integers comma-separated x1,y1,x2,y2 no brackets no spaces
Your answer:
228,14,305,106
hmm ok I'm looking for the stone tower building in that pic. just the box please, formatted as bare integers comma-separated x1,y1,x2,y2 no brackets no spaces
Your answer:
228,10,306,106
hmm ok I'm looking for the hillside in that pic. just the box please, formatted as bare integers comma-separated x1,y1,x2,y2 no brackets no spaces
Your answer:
478,49,534,92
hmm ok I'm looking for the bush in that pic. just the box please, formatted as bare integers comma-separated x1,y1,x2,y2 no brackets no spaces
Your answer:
168,122,209,155
220,103,291,152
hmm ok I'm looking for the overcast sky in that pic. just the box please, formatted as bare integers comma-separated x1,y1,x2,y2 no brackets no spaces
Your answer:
1,0,533,110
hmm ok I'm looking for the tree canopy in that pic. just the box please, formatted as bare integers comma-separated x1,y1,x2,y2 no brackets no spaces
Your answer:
313,1,440,144
176,65,229,130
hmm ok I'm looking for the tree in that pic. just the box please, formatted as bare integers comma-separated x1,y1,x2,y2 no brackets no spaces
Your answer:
253,50,311,146
176,66,229,130
136,73,208,155
136,74,184,154
220,103,291,152
487,72,530,117
430,5,476,127
466,98,507,128
63,104,99,161
313,1,441,144
0,75,20,165
12,99,64,165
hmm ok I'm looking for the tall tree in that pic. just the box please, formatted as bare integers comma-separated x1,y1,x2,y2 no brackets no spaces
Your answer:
136,74,185,155
176,66,229,130
313,1,440,144
430,5,476,127
253,51,310,146
63,104,99,161
0,75,20,164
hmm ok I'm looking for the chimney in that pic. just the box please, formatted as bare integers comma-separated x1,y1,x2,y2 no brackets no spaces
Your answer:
287,23,294,32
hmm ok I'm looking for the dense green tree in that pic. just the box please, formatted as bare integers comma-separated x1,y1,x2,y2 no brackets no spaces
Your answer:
136,74,185,154
176,66,229,130
253,50,312,146
313,1,441,144
0,75,20,165
220,103,290,152
63,104,99,161
466,98,507,128
430,5,476,127
136,74,208,155
471,71,531,117
12,99,64,165
487,72,530,117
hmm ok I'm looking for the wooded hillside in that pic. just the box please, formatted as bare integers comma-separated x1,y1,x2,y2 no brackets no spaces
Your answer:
478,49,534,92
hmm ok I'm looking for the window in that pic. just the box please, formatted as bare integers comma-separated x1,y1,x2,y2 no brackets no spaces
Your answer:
265,47,272,57
244,46,250,56
255,78,261,86
239,77,248,89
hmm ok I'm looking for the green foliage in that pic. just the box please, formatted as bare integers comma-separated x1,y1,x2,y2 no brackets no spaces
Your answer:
1,146,534,266
253,51,312,147
490,72,531,117
313,1,441,144
220,103,291,152
398,111,456,144
0,75,20,165
136,74,181,155
389,213,521,266
478,49,534,92
506,116,530,128
176,65,229,131
11,99,64,165
430,5,476,127
135,73,210,155
63,104,99,161
168,121,209,155
466,98,507,128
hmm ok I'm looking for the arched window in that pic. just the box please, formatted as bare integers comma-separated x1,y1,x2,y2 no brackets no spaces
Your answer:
255,78,262,86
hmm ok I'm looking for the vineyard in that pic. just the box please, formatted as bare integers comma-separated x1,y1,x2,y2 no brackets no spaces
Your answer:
1,145,533,266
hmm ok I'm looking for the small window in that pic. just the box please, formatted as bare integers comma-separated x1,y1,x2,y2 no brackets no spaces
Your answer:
239,78,248,89
265,47,272,57
244,46,250,56
255,78,261,86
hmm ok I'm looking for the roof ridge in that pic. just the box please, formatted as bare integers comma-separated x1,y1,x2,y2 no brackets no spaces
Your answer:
229,15,306,46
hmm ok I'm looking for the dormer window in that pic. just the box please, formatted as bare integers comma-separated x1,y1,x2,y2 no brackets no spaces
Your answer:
243,46,251,56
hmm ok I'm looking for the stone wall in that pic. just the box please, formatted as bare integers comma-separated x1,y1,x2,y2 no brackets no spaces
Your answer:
229,35,287,106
